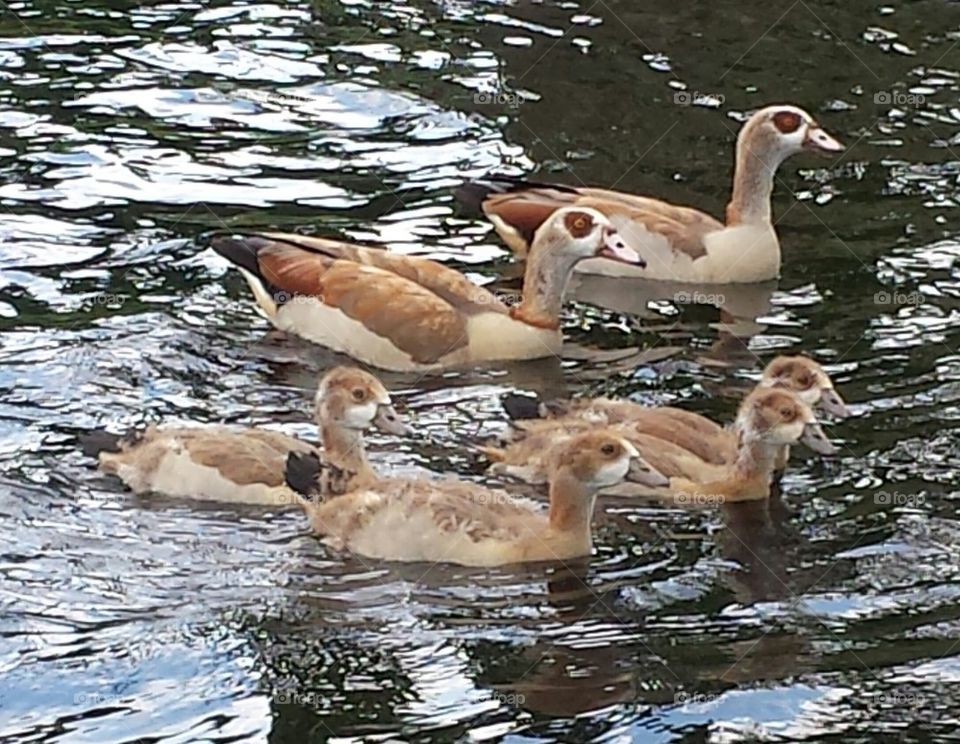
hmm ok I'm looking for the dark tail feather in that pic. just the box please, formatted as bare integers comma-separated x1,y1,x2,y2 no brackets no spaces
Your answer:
500,392,545,421
209,233,271,277
209,233,289,303
285,451,323,502
79,430,143,459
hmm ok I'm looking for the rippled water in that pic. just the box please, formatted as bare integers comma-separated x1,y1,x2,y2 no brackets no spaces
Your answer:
2,0,960,740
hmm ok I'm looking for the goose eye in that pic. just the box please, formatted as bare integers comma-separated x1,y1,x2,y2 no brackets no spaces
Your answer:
772,111,802,133
797,374,813,389
600,443,617,456
563,211,594,238
351,388,366,402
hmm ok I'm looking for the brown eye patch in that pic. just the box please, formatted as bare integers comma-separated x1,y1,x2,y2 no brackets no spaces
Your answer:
772,111,803,134
351,388,367,402
797,374,814,389
563,211,594,238
600,442,618,456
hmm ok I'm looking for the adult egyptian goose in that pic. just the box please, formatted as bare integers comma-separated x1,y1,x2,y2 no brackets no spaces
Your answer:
83,367,408,505
485,388,836,503
284,430,668,567
210,208,642,372
499,354,848,468
456,105,844,283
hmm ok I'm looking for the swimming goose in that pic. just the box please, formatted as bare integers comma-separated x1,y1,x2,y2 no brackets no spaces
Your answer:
284,430,668,567
83,367,408,505
486,389,836,503
210,208,643,372
457,105,844,283
499,354,848,467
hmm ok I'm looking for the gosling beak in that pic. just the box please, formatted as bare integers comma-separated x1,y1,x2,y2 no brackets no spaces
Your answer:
626,457,670,488
803,126,844,155
599,228,645,267
373,404,411,436
819,388,851,418
799,422,838,455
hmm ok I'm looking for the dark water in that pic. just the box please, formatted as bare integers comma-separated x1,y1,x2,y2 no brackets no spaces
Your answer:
2,0,960,741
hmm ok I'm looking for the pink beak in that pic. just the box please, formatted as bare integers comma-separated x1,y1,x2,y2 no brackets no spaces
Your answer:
804,126,845,155
599,228,645,266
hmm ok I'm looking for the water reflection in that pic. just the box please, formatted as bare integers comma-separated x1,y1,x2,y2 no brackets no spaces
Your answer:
1,0,960,740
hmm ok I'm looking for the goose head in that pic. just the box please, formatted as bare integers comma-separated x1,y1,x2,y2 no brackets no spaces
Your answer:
740,105,844,164
761,355,850,418
738,388,837,455
532,207,645,267
315,366,410,435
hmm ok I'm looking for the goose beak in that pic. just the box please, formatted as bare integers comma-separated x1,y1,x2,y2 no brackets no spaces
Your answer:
819,388,851,418
627,458,670,488
599,228,645,266
804,126,844,155
800,422,838,455
374,404,411,436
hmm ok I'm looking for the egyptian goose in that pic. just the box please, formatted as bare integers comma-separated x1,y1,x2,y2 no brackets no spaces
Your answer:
284,430,668,567
485,388,836,503
83,367,408,505
499,354,848,468
210,208,642,372
457,105,844,284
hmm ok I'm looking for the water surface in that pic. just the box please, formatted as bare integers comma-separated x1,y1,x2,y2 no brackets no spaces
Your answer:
1,0,960,741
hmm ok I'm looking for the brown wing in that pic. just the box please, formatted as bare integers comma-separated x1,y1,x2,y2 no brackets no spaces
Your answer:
183,429,314,487
479,184,722,260
252,235,495,364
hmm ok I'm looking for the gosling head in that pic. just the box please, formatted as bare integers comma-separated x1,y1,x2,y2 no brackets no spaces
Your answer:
738,388,837,455
550,430,666,490
532,207,645,268
761,355,850,418
739,104,844,165
315,366,410,436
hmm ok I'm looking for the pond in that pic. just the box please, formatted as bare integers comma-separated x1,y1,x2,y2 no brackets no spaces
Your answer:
1,0,959,741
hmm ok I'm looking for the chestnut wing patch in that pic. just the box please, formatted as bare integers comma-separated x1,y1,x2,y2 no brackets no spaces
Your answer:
262,233,503,316
478,186,722,261
257,243,471,364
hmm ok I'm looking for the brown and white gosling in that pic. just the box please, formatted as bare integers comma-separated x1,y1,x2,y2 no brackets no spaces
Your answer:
485,388,837,504
83,367,408,505
284,431,669,567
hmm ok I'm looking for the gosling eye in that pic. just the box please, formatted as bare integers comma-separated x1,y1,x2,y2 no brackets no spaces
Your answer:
779,407,797,422
797,374,814,389
600,443,618,456
351,388,367,402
